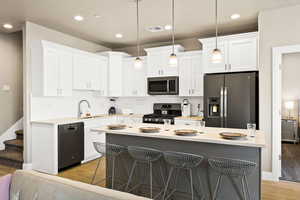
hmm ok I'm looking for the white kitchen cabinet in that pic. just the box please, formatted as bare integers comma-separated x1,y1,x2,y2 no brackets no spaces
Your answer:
145,45,184,77
122,57,147,97
42,41,73,97
179,51,203,96
98,52,130,97
199,32,258,74
73,52,107,91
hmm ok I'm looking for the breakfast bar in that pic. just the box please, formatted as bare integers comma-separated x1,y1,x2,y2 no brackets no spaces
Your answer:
92,124,265,200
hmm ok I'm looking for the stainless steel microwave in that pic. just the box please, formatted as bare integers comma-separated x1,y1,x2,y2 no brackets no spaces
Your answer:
147,76,179,95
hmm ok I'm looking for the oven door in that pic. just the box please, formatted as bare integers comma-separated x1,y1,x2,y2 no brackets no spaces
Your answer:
148,77,179,95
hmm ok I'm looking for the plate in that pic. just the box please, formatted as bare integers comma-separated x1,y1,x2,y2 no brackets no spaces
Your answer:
174,129,198,136
139,127,161,133
107,124,126,130
219,132,247,140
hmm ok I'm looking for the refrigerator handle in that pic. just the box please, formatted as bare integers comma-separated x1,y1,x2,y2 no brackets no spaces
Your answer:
220,87,224,127
224,87,228,127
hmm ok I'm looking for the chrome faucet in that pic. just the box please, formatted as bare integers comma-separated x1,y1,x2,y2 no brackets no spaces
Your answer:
78,99,91,118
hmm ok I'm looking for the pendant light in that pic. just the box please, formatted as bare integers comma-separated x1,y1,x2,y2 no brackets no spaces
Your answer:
134,0,143,69
169,0,178,67
211,0,223,64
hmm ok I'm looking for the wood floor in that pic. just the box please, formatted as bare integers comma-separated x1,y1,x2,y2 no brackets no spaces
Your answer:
282,142,300,182
1,159,300,200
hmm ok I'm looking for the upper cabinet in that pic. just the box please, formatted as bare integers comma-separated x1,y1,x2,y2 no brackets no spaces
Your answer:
199,32,258,74
122,57,147,97
98,52,130,97
145,45,184,77
73,52,108,93
178,51,203,97
40,41,73,97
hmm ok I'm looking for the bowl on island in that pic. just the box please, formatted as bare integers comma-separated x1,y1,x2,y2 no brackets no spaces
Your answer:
107,124,126,130
139,127,161,133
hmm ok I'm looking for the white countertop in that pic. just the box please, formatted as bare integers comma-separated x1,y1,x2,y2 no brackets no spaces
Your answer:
91,124,266,148
31,114,143,125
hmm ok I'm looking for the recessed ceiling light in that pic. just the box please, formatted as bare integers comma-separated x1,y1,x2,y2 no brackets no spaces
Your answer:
3,23,13,29
231,14,240,20
94,15,101,18
74,15,84,21
164,25,172,30
115,33,123,38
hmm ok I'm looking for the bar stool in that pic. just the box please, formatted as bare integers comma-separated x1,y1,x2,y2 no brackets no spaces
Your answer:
163,151,205,200
91,142,128,190
208,157,257,200
125,146,165,199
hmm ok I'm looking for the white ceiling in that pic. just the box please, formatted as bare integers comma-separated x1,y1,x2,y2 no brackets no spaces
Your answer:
1,0,300,48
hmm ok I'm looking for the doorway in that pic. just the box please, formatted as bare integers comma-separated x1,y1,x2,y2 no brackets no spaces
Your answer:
272,45,300,182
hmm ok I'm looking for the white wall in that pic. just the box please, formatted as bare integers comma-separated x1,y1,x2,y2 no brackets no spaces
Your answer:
0,32,23,135
259,4,300,172
23,22,110,164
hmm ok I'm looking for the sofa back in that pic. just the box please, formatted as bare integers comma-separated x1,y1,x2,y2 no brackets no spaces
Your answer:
10,170,151,200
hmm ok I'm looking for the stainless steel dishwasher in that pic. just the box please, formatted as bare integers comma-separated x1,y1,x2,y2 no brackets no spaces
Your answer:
58,122,84,171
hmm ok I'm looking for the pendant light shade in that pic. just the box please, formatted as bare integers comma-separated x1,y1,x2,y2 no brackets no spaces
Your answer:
134,0,143,69
211,0,223,64
169,0,177,67
134,57,143,69
169,53,178,67
212,48,222,63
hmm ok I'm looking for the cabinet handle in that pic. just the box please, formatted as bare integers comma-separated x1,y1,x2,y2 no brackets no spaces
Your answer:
225,64,227,71
162,70,164,75
229,64,232,70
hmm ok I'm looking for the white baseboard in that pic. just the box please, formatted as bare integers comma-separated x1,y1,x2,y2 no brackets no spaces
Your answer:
22,163,33,170
262,171,278,181
0,118,23,150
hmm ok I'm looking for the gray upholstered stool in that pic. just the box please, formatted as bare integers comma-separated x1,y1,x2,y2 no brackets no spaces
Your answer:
208,157,257,200
91,142,128,189
125,146,165,199
163,151,205,200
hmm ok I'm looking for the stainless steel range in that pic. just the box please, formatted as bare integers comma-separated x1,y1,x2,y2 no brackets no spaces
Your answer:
143,103,182,124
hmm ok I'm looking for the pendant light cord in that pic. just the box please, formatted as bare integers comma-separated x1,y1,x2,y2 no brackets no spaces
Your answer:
215,0,218,49
136,0,140,58
172,0,175,54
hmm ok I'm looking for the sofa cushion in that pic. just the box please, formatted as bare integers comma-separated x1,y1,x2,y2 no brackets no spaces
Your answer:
10,170,151,200
0,174,12,200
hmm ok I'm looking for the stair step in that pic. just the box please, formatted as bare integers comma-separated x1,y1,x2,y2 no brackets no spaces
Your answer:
0,150,23,169
15,130,23,139
4,139,23,152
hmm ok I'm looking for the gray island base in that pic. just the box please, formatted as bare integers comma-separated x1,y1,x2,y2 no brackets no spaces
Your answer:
105,133,262,200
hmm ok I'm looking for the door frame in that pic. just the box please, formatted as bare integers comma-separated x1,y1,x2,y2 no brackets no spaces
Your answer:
272,44,300,181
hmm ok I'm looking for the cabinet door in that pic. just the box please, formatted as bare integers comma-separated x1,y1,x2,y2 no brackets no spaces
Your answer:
73,54,89,90
203,42,227,73
122,58,134,96
43,47,59,96
108,55,123,96
98,58,108,96
161,53,179,76
179,56,192,96
89,57,101,91
228,38,257,72
134,58,147,96
147,54,161,77
58,50,73,96
191,54,203,96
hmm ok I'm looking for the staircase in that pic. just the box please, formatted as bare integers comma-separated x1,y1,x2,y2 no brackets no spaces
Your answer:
0,130,23,169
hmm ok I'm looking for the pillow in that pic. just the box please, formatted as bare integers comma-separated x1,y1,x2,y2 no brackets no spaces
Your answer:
0,174,12,200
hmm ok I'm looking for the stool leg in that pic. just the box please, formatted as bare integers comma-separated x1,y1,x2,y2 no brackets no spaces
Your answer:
112,156,116,189
241,176,247,200
189,169,194,200
213,175,222,200
244,176,251,200
163,167,174,200
126,160,137,191
91,157,102,184
150,162,153,199
197,171,206,200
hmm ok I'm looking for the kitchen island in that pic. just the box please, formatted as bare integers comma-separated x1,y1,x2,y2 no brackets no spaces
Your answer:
92,124,265,200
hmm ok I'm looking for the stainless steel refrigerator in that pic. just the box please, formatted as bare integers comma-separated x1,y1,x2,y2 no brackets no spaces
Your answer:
204,72,258,129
